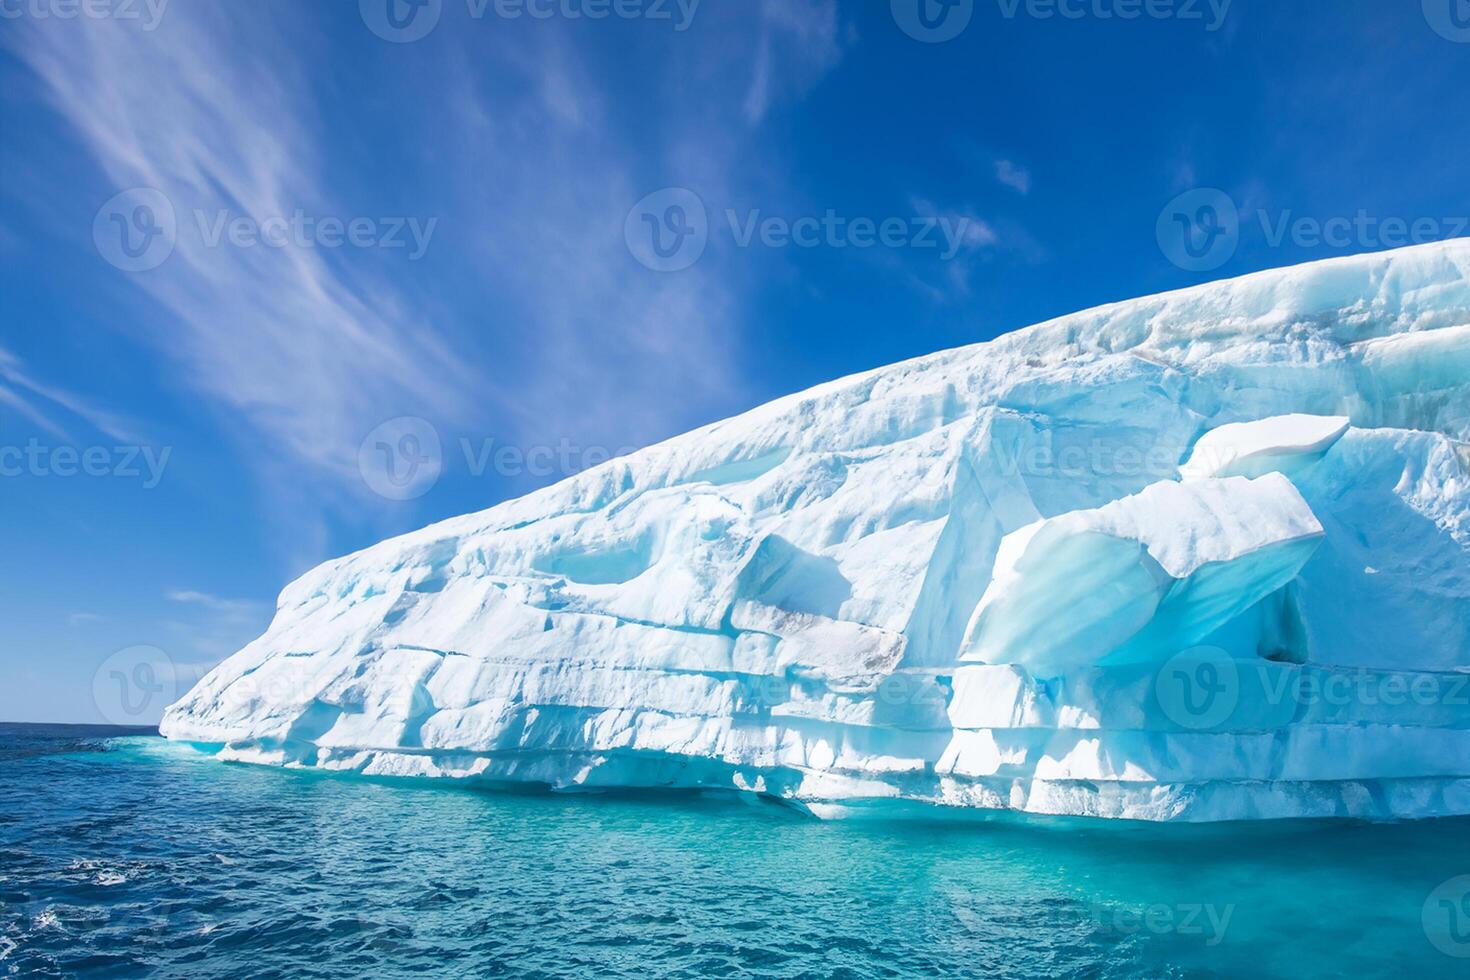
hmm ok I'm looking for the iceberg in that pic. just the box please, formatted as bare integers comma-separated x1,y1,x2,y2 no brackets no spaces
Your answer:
162,240,1470,821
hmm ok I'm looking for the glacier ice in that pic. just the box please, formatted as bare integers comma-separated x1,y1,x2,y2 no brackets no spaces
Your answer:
958,474,1324,675
1178,414,1351,480
162,240,1470,822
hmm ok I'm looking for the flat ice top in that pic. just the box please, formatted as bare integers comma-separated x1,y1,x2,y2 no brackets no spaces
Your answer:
1180,414,1352,480
1059,473,1324,579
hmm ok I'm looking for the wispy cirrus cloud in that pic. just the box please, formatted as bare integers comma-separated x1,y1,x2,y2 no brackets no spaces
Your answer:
164,588,272,663
0,346,138,443
3,3,855,564
165,589,267,622
436,10,855,453
4,7,476,495
743,0,848,125
994,159,1033,195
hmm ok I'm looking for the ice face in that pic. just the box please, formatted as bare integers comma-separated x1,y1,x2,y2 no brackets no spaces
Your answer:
958,475,1325,676
1179,414,1351,480
161,240,1470,821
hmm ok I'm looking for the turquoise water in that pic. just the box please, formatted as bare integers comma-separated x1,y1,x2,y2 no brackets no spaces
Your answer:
4,724,1469,978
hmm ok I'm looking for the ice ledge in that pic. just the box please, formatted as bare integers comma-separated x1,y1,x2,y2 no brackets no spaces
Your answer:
959,475,1324,675
1181,414,1351,480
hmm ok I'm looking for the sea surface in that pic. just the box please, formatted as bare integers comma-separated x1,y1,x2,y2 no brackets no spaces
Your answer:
3,722,1469,978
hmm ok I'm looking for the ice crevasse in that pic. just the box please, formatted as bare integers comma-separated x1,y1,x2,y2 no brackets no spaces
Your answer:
162,240,1470,821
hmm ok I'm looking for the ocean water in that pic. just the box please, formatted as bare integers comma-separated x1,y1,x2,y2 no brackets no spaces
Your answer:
3,723,1469,978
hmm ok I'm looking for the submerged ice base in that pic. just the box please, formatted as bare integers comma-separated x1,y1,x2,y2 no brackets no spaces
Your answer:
162,241,1470,821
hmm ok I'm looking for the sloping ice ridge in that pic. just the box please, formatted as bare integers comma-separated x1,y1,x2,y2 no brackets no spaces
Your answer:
162,241,1470,821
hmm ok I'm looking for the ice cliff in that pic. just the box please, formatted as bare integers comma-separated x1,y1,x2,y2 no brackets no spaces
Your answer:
162,241,1470,821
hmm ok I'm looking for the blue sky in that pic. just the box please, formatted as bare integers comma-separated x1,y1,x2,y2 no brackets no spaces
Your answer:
2,0,1468,723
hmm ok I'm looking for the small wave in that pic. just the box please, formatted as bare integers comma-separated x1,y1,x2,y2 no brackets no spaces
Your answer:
65,859,132,888
0,739,109,763
0,724,158,764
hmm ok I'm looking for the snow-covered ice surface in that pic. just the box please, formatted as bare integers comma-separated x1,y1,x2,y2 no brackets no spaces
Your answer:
1178,414,1351,480
163,241,1470,821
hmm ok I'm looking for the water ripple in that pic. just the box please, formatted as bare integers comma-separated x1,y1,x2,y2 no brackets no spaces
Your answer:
1,725,1467,978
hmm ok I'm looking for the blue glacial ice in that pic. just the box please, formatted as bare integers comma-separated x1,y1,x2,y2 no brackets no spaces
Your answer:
162,240,1470,821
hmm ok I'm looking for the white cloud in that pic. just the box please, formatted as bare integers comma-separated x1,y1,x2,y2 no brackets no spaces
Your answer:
439,40,745,454
439,15,847,453
995,159,1032,195
957,216,1000,248
904,197,1029,301
165,589,265,620
743,0,846,125
3,6,854,562
163,588,273,664
5,9,475,494
0,346,138,443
